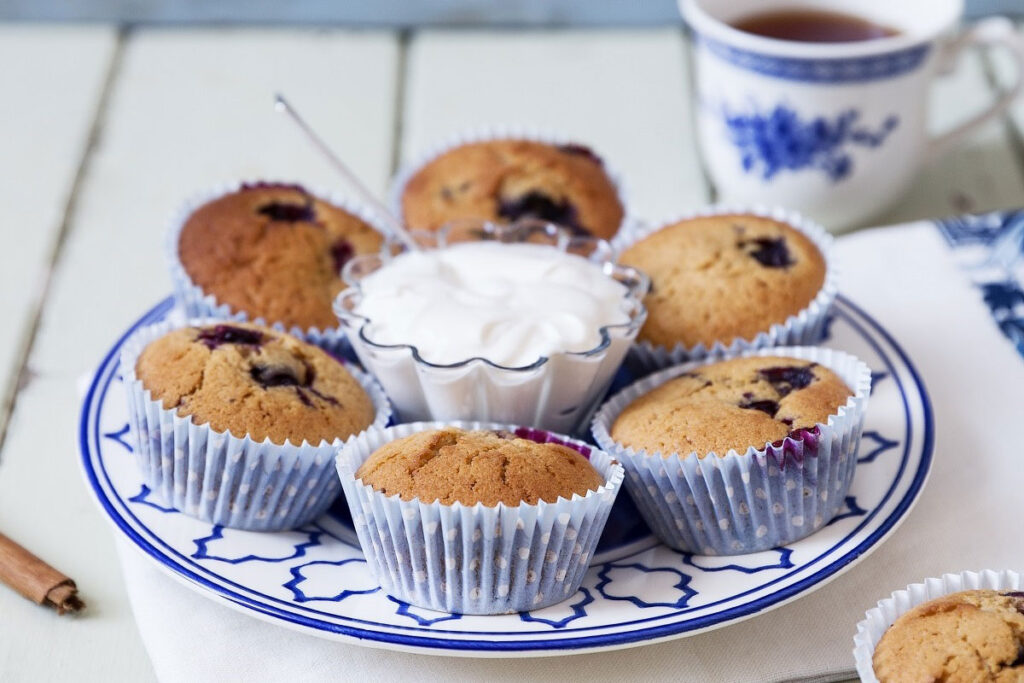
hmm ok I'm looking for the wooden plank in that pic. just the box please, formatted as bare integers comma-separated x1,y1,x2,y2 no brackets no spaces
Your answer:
0,27,400,682
401,29,710,222
31,28,401,377
874,48,1024,227
0,25,116,431
0,379,155,680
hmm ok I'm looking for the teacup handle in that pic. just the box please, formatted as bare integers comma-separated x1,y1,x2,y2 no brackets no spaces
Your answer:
929,17,1024,160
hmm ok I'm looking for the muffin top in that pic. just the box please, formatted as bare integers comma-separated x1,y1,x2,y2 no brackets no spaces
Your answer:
610,356,852,457
618,214,826,348
178,183,384,331
135,322,376,445
400,140,624,240
355,428,605,506
873,590,1024,682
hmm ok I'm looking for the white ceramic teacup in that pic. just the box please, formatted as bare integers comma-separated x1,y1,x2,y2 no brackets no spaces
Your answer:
679,0,1024,231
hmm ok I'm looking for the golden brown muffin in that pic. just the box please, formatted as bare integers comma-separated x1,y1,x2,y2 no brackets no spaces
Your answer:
135,322,375,445
873,590,1024,682
178,183,384,331
619,214,827,348
610,356,851,457
356,428,605,506
400,140,624,239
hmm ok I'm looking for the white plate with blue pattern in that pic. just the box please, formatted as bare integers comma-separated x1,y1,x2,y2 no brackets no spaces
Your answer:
79,295,933,656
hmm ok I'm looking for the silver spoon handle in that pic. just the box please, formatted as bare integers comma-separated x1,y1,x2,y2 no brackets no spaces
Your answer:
274,94,419,252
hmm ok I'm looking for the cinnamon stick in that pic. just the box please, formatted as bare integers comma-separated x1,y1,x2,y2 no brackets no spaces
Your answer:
0,532,84,614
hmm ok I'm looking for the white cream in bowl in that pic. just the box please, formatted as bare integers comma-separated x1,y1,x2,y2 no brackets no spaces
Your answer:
352,241,631,367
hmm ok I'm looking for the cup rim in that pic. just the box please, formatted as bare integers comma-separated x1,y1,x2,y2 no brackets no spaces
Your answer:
679,0,963,59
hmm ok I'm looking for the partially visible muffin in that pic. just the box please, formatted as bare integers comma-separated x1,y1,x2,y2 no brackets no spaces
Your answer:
619,214,826,349
610,356,852,456
136,322,375,445
355,428,605,506
177,183,384,331
873,590,1024,682
400,140,624,239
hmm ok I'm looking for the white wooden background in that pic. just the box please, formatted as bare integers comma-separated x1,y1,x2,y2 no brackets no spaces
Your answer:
1,24,1023,681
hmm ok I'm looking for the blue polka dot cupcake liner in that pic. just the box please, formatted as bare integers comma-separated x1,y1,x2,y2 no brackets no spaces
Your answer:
388,125,636,240
120,317,393,531
853,570,1023,682
591,346,870,555
609,205,838,376
335,421,625,615
166,180,395,360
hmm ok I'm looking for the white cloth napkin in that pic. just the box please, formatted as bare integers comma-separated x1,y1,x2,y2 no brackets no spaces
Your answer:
118,218,1024,683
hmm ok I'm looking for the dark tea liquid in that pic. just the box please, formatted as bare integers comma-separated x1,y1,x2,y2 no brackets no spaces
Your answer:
731,8,899,43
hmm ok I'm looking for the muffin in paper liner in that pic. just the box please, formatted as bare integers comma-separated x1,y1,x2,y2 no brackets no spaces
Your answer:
591,346,871,555
610,205,838,375
335,421,625,615
333,220,649,434
120,317,393,531
165,180,394,358
389,125,634,240
853,570,1024,682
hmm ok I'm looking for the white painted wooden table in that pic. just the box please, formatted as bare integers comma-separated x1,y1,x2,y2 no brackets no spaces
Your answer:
1,23,1022,682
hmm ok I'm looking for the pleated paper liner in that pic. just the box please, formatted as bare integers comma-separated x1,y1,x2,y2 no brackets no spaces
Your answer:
335,421,625,614
592,346,870,555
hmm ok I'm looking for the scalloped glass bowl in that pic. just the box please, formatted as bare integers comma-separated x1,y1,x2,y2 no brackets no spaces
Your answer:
333,220,650,433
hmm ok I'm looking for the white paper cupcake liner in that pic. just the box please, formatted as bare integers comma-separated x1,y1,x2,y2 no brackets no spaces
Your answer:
853,570,1024,682
120,317,393,531
335,421,625,615
389,125,635,240
611,205,839,375
334,221,649,434
592,346,870,555
165,180,395,359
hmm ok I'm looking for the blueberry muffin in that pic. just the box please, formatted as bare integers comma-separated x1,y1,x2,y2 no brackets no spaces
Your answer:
873,590,1024,682
177,183,384,331
619,214,826,349
400,140,624,239
356,427,605,506
135,322,375,445
610,356,852,456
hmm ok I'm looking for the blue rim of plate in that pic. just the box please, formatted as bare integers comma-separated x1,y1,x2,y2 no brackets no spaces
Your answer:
79,295,933,653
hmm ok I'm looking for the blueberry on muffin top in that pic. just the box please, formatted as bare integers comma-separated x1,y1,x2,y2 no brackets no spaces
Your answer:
177,183,384,331
618,214,826,349
135,322,375,445
610,356,851,457
400,140,624,239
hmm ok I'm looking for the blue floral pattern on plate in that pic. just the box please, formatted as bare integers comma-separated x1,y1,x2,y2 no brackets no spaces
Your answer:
78,295,933,654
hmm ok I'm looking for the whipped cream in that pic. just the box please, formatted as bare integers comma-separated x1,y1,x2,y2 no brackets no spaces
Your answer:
353,242,631,367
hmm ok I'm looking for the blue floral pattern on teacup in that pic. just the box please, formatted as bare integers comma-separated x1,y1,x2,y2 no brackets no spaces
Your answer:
722,104,899,182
